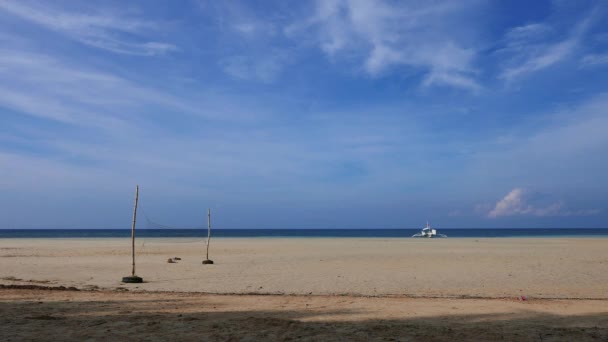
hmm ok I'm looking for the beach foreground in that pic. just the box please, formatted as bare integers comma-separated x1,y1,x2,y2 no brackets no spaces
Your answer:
2,238,607,340
1,289,607,341
1,238,607,298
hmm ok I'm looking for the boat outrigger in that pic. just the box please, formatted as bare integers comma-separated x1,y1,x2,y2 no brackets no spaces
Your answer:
412,222,447,238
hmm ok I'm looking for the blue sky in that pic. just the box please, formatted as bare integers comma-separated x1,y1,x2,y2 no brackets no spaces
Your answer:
1,0,607,229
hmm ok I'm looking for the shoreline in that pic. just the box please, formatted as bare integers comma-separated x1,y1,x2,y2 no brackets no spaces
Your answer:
2,227,608,240
2,236,608,240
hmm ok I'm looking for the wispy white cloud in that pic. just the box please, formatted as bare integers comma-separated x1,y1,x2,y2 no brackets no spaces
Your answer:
286,0,481,91
198,0,279,38
580,53,608,67
0,48,253,131
499,11,596,81
229,14,278,38
0,51,132,128
195,1,293,83
487,188,599,218
0,34,436,204
220,51,289,83
0,1,175,55
501,23,552,50
499,38,577,81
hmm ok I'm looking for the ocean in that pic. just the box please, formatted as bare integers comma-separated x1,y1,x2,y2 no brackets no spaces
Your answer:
0,228,607,238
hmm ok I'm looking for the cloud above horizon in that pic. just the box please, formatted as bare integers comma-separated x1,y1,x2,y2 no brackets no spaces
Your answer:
487,188,600,218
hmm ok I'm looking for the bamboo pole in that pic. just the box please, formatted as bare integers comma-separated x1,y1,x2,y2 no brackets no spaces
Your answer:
203,208,213,264
122,185,142,282
131,185,139,276
206,208,211,260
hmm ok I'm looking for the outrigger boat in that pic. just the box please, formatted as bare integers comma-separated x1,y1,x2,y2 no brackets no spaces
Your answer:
412,222,447,238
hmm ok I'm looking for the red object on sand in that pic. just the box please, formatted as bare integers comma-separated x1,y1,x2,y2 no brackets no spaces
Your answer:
519,295,527,301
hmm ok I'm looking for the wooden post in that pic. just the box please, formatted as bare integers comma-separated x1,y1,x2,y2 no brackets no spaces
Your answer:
122,185,143,282
206,208,211,259
203,208,214,264
131,185,139,276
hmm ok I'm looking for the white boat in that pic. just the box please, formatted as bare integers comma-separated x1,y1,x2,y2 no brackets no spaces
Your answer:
412,222,447,238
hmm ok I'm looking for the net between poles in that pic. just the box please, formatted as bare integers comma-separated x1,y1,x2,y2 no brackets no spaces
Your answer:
135,204,209,245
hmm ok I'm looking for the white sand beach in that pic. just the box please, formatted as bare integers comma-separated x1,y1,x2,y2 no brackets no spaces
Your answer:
2,237,608,340
1,237,607,298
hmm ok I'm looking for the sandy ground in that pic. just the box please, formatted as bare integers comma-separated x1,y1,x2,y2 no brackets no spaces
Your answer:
1,289,607,341
1,238,607,340
1,238,607,298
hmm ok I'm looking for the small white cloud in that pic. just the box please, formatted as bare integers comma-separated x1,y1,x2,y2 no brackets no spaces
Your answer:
488,188,529,218
487,188,600,218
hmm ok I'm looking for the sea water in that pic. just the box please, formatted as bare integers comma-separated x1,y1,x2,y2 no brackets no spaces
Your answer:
0,228,607,238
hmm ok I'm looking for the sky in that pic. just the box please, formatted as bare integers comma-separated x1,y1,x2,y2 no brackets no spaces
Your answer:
0,0,607,229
